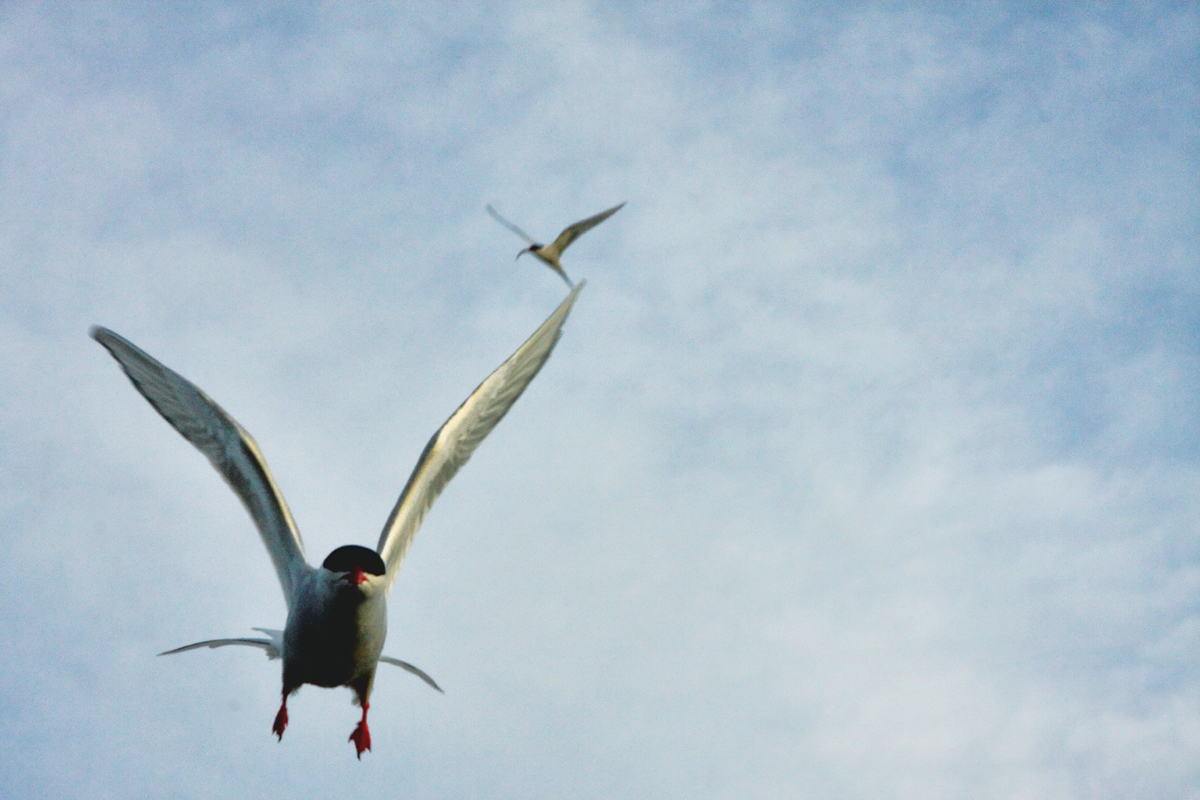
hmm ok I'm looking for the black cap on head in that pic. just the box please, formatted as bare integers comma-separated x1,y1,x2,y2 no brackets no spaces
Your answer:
322,545,386,576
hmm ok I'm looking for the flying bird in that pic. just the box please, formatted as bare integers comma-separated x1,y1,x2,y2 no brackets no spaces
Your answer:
91,283,584,758
487,202,625,288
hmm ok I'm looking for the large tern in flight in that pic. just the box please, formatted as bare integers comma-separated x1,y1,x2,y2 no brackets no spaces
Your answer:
91,283,584,758
487,202,624,288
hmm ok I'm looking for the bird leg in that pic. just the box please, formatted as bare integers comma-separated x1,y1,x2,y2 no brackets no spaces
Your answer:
348,701,371,759
272,691,289,740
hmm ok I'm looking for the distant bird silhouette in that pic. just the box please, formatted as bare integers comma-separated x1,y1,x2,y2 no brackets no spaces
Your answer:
487,202,625,288
90,283,584,758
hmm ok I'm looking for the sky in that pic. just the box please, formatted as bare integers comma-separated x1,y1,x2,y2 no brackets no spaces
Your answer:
1,3,1198,798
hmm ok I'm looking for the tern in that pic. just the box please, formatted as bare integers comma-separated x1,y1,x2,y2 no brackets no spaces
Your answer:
487,202,624,288
91,283,584,758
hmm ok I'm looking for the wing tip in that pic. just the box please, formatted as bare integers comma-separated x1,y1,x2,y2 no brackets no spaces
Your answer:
563,279,586,307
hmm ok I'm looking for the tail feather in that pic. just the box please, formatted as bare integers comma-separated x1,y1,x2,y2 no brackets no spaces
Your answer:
379,656,444,693
159,628,284,660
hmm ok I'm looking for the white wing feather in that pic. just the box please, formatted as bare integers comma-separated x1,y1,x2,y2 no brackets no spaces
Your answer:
376,283,584,591
91,327,310,606
550,202,626,254
486,204,537,245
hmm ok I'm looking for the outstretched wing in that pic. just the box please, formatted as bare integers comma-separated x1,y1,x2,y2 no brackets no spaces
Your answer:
376,283,585,591
91,327,310,606
486,204,537,245
550,202,625,254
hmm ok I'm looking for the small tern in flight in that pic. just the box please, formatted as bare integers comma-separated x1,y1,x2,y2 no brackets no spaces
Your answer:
91,283,584,758
487,202,624,288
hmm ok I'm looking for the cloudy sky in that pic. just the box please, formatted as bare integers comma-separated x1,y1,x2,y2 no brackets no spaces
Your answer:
2,3,1198,798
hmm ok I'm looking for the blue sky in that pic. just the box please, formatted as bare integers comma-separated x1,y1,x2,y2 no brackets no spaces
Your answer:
1,4,1198,798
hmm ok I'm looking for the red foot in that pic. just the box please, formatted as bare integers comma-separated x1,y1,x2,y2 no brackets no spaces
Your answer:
272,696,289,741
348,702,371,759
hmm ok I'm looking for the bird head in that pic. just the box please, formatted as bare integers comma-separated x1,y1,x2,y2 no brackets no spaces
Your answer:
516,244,541,259
322,545,386,588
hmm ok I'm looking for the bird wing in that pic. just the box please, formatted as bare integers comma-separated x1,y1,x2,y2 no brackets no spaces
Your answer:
550,202,625,255
486,204,537,245
379,656,444,693
91,327,310,606
375,282,585,591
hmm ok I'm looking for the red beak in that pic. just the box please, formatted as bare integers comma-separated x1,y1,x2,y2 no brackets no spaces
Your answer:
353,566,368,585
